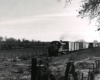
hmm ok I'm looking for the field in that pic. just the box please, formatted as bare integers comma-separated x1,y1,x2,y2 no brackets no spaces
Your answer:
0,46,48,58
0,47,48,80
0,47,100,80
50,47,100,80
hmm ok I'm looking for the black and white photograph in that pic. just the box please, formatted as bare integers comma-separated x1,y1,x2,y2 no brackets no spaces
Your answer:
0,0,100,80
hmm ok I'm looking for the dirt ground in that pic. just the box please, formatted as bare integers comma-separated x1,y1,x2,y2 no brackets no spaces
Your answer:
49,48,100,79
0,47,100,80
0,57,31,80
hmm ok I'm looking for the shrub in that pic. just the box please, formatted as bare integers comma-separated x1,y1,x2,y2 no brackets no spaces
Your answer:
19,55,30,60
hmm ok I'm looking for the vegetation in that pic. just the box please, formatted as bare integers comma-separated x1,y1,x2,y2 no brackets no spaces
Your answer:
77,0,100,30
0,36,50,50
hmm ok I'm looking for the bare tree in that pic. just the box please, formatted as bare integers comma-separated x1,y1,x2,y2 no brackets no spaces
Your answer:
78,0,100,19
78,0,100,30
59,0,100,30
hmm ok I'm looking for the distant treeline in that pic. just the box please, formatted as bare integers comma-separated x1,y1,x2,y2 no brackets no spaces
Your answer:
0,37,50,50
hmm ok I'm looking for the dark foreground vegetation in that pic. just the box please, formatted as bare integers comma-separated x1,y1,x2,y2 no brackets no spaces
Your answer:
0,47,99,80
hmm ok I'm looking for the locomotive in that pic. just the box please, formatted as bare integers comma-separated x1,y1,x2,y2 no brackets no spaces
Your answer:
48,40,73,56
48,40,99,56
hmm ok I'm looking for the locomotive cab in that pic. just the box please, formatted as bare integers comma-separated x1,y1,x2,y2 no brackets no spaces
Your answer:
58,42,68,54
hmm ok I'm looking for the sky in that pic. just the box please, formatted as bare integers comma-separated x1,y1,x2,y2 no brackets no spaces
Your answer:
0,0,100,42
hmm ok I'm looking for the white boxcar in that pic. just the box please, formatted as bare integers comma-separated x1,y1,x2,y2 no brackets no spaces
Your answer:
86,43,89,48
74,42,79,51
93,43,96,47
83,42,86,49
62,41,74,51
71,42,74,51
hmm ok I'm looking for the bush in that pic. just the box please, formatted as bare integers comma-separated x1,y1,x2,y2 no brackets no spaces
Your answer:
19,55,30,60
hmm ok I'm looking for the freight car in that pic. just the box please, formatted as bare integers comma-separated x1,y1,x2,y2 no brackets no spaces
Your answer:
74,42,79,51
88,43,96,48
86,43,89,49
62,41,74,52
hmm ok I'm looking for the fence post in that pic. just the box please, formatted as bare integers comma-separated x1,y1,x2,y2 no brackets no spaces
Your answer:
88,74,89,80
93,63,94,72
97,60,99,68
89,68,90,74
88,69,90,80
82,73,83,80
95,60,98,69
31,58,37,80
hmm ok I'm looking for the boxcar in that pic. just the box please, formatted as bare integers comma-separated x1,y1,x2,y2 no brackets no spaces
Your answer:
89,43,96,48
79,42,84,50
62,41,74,52
86,43,89,49
74,42,79,51
83,42,86,49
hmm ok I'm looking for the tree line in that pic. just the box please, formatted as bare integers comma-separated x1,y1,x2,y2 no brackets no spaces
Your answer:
0,36,49,50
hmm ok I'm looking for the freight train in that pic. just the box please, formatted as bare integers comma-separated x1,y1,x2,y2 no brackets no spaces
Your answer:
48,40,99,56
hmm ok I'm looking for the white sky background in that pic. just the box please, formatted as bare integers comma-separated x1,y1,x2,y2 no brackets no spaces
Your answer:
0,0,100,42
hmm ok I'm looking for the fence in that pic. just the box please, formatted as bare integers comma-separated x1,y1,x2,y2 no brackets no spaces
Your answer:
31,57,100,80
0,50,48,61
79,60,100,80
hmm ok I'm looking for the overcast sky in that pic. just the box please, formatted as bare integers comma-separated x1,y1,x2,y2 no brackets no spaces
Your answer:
0,0,100,42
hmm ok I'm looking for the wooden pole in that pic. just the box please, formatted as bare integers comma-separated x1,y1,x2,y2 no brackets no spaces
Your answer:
82,73,83,80
31,58,37,80
88,74,89,80
89,68,90,73
88,69,90,80
93,63,94,72
95,60,97,69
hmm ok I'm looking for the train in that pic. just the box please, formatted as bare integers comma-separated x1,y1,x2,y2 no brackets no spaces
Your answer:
48,40,99,56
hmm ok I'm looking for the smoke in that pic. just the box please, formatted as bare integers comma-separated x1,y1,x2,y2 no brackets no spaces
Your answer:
59,34,67,41
59,33,85,41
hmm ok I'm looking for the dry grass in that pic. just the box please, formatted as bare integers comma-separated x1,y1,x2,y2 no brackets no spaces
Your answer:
0,47,99,80
49,47,100,78
75,62,93,69
68,48,100,61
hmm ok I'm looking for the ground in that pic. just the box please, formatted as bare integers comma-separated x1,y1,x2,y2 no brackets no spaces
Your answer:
0,47,100,80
